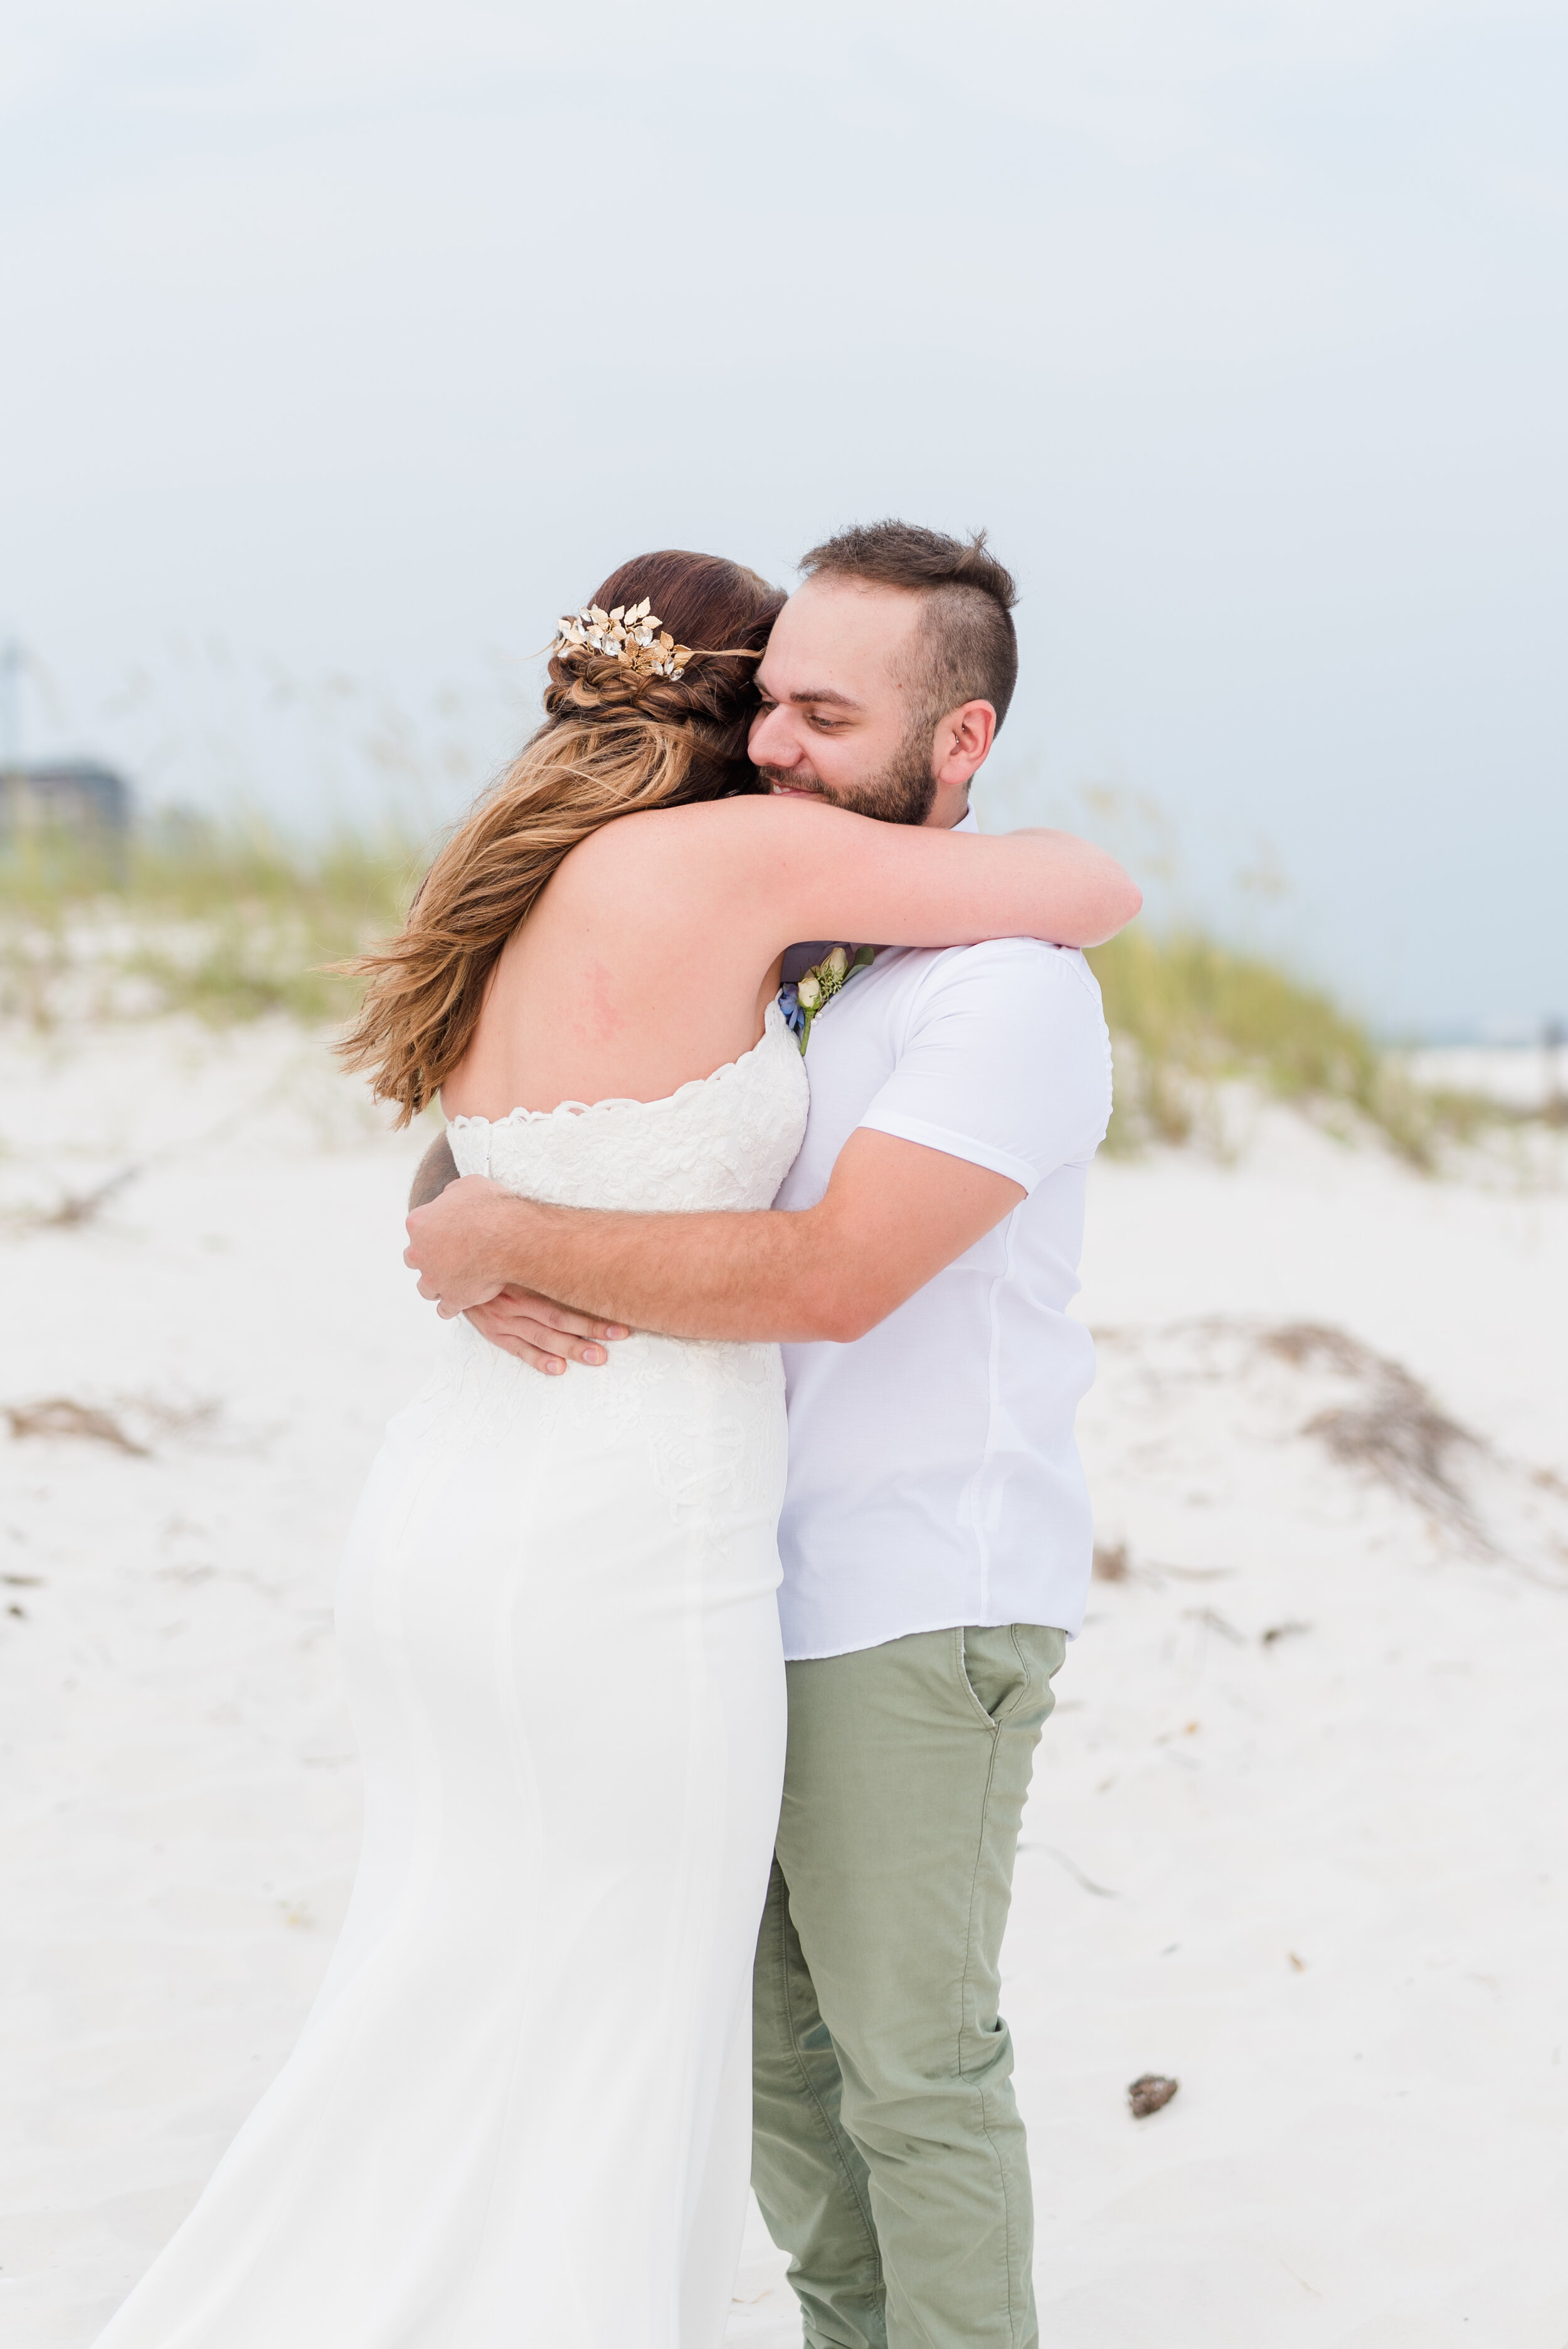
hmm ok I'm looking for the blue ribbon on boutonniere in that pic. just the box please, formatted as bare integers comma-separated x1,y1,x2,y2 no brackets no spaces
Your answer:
779,945,876,1054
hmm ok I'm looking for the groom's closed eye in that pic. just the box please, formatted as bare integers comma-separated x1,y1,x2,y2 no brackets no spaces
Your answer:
755,694,848,732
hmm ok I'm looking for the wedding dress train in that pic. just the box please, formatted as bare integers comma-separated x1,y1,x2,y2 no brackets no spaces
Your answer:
97,1000,809,2349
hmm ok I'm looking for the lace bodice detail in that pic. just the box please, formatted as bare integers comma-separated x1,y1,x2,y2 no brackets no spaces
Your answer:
445,997,808,1214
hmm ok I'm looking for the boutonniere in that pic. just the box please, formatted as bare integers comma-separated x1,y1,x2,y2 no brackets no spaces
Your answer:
780,944,876,1054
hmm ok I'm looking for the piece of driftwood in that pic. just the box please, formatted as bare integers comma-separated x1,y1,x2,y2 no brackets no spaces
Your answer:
5,1397,150,1455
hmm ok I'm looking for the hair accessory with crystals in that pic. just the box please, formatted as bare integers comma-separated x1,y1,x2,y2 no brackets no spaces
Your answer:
553,598,694,681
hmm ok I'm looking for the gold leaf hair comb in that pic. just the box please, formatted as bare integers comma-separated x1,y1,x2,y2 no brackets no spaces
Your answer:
551,598,694,681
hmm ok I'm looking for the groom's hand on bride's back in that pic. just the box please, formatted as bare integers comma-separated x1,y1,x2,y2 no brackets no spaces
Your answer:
404,1174,630,1373
405,1175,519,1318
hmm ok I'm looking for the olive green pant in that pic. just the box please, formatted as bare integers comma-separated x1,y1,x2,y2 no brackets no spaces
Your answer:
751,1623,1067,2349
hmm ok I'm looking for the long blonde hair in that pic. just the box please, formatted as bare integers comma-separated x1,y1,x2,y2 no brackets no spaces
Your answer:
337,552,783,1124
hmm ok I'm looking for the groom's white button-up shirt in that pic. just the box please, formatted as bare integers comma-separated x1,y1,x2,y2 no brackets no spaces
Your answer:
773,919,1112,1660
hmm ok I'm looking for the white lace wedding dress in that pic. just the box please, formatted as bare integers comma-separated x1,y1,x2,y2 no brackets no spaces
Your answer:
97,1000,809,2349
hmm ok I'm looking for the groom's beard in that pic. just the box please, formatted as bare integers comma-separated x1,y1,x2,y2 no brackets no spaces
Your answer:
758,731,939,827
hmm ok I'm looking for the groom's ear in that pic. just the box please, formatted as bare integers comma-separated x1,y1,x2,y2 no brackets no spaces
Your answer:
409,1132,460,1212
932,700,997,790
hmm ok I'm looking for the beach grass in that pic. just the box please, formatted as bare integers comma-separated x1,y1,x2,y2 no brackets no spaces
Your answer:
1084,928,1493,1164
0,814,423,1027
1,814,1508,1164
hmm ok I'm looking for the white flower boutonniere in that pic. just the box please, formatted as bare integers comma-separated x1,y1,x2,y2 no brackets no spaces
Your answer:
780,944,876,1054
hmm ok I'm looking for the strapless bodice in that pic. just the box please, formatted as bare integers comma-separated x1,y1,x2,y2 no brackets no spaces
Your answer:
445,998,808,1214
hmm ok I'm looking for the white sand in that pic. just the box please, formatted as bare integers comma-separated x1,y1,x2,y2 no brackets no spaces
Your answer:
2,1021,1565,2348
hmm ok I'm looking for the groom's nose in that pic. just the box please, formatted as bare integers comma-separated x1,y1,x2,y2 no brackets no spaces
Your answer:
749,703,800,767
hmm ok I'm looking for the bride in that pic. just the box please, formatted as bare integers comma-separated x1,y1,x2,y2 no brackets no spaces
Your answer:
95,549,1135,2349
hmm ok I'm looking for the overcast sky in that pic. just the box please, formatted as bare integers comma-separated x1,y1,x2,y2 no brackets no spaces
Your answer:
3,0,1565,1035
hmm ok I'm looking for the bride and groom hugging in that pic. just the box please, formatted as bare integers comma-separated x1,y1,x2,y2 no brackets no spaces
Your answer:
94,523,1140,2349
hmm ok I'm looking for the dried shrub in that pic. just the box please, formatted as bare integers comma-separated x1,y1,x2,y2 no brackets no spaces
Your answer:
5,1397,149,1456
1263,1323,1482,1537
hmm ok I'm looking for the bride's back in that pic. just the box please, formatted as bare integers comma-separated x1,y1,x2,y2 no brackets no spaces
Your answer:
339,549,786,1129
443,798,790,1119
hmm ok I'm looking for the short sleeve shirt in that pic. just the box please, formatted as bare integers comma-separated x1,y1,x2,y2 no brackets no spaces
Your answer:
773,934,1113,1658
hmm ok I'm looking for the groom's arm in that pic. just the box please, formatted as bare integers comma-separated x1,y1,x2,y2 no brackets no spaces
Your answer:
403,1130,1024,1365
408,939,1111,1372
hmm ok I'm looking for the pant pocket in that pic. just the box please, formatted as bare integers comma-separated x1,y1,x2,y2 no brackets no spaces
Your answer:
960,1623,1067,1728
959,1625,1030,1726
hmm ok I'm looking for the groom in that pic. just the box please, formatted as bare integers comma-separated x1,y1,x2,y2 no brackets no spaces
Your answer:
404,521,1130,2349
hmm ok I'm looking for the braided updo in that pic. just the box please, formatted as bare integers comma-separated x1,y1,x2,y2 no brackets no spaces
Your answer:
540,549,780,773
337,550,783,1121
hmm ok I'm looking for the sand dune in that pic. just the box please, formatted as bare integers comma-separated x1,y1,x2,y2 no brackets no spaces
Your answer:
2,1018,1564,2346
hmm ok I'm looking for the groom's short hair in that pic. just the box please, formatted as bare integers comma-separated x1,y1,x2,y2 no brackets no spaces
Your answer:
798,521,1020,733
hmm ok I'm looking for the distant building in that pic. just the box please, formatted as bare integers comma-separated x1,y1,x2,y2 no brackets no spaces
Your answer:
0,760,132,845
